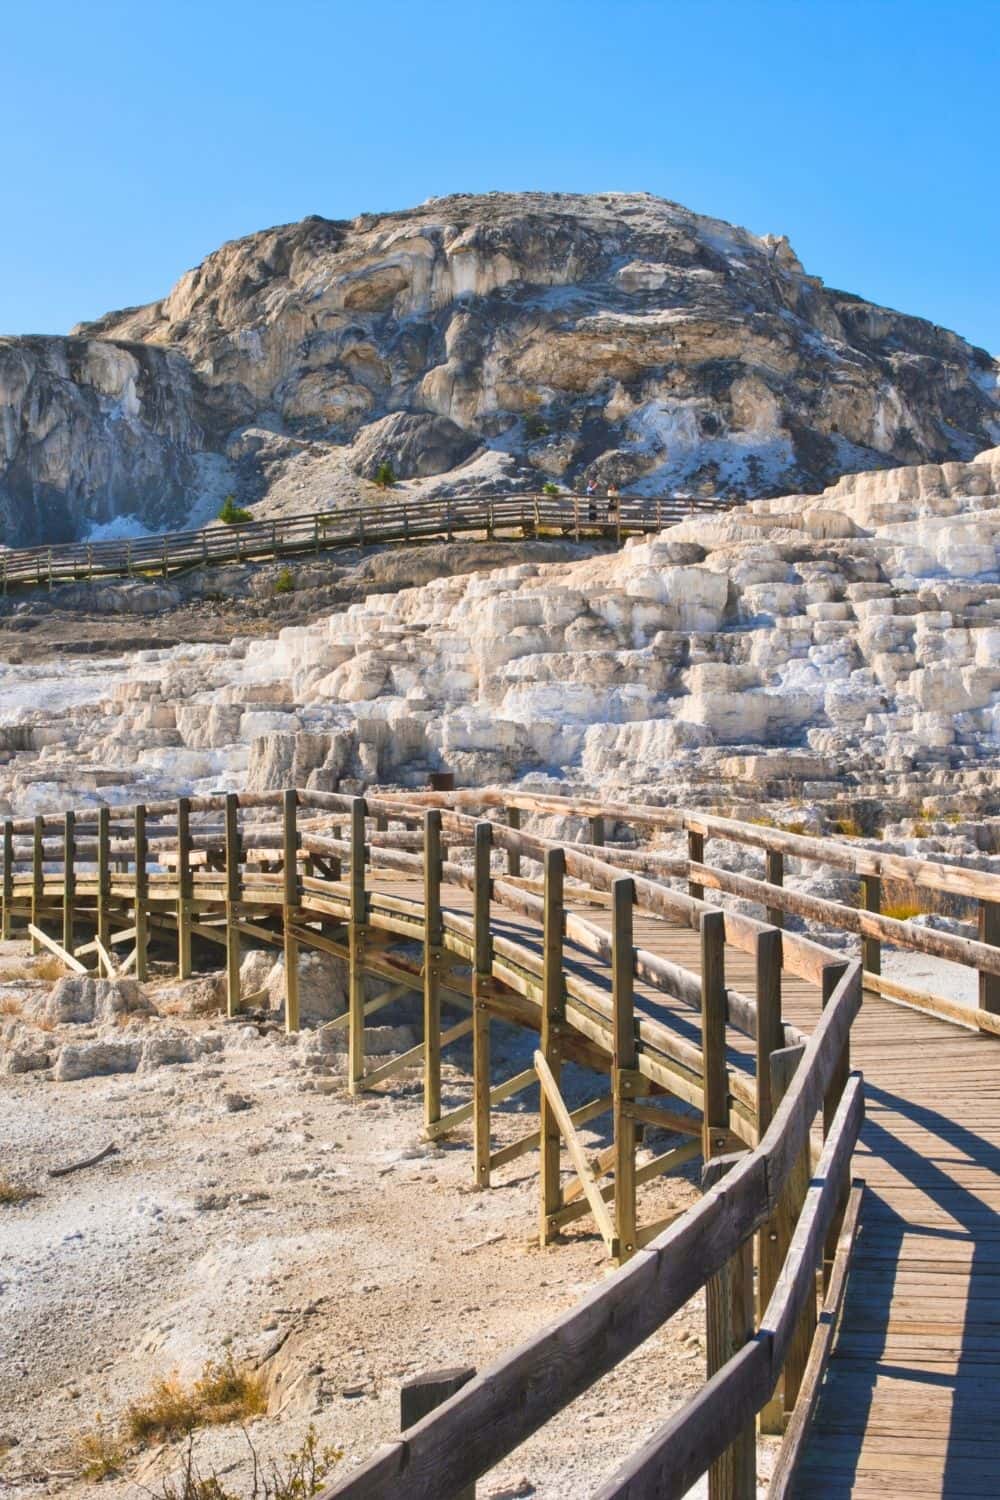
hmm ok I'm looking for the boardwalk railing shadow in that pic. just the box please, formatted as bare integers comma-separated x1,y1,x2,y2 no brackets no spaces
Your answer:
800,1073,1000,1497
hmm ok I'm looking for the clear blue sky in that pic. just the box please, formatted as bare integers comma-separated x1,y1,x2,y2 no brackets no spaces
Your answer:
4,0,997,352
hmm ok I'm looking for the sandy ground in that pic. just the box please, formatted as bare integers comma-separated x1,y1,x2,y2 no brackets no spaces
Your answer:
0,957,722,1500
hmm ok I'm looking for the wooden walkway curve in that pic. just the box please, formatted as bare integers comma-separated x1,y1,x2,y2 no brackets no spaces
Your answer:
4,785,1000,1497
0,490,732,592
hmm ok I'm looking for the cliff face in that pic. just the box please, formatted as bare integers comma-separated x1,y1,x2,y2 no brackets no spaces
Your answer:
0,336,223,545
2,192,998,543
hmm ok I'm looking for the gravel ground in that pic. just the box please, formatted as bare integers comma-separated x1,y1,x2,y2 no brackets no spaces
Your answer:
0,951,723,1500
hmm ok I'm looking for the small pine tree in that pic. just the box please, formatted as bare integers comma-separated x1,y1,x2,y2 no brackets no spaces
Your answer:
542,481,560,496
218,494,252,525
273,567,295,595
373,461,396,490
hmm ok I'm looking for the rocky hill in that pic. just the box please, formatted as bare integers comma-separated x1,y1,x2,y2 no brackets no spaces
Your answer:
2,192,998,544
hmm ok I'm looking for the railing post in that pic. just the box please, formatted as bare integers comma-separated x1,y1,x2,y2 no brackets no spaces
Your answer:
97,806,111,955
755,927,784,1435
701,908,728,1156
224,793,242,1017
861,873,881,977
822,962,850,1138
539,846,565,1246
30,816,44,953
688,828,705,902
400,1368,476,1499
765,849,784,928
612,876,637,1262
133,804,148,982
978,899,1000,1019
423,809,443,1131
574,495,580,541
822,960,851,1283
701,907,754,1498
446,499,453,543
770,1042,812,1420
283,789,300,1033
358,502,365,549
506,804,521,877
176,796,192,979
348,798,367,1092
473,820,493,1188
588,814,604,848
1,819,13,941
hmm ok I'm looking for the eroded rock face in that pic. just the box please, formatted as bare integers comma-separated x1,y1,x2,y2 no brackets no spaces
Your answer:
0,336,227,545
2,194,996,543
26,975,152,1028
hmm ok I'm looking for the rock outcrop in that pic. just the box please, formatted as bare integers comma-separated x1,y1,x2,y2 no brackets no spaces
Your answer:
1,193,997,543
0,448,997,826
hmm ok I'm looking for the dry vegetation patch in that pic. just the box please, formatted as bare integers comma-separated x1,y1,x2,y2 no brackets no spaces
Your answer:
126,1353,268,1445
0,1174,38,1205
155,1426,342,1500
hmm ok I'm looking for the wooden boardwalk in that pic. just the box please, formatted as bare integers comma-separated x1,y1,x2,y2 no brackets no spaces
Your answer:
591,912,1000,1499
7,788,1000,1497
0,490,732,591
454,886,1000,1496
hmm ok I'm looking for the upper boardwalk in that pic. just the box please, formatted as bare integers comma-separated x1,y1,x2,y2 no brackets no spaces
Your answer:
0,491,732,591
3,785,1000,1497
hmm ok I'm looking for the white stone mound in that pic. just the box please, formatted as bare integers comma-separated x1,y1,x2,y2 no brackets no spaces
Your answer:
0,447,998,812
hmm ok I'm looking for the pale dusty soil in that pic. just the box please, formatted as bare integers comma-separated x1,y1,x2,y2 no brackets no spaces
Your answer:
0,970,720,1500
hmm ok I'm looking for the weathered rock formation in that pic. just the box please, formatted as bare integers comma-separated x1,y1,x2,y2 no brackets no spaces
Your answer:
0,448,997,834
2,193,997,543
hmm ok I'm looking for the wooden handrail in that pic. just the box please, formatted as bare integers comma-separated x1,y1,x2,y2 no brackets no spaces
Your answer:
0,491,733,590
390,787,1000,1034
0,776,915,1495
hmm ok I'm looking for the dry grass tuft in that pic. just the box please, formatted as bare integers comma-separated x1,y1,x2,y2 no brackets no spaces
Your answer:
831,816,863,839
0,1175,38,1206
74,1417,126,1481
126,1353,267,1445
155,1426,341,1500
0,995,23,1016
883,901,923,922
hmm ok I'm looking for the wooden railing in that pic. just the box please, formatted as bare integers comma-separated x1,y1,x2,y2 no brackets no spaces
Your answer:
413,788,1000,1034
0,491,732,592
6,784,997,1494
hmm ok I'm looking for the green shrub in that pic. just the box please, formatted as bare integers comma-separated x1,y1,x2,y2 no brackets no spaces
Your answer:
273,567,295,595
541,481,560,497
524,415,550,440
218,495,252,525
373,461,396,489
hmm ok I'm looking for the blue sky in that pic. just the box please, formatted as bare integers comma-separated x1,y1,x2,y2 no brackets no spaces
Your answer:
4,0,997,351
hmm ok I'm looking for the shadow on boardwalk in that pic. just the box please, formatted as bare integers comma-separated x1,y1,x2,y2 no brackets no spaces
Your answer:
797,1076,1000,1497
